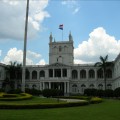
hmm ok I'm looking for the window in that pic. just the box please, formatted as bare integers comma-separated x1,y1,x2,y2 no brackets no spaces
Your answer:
89,84,94,89
107,84,112,89
72,70,78,79
98,84,103,90
80,70,86,79
72,84,77,93
106,69,112,78
97,69,103,78
40,70,45,78
81,84,86,93
59,46,62,52
89,69,95,78
32,71,37,79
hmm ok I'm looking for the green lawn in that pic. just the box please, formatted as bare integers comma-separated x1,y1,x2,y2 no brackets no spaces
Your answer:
0,96,59,104
0,99,120,120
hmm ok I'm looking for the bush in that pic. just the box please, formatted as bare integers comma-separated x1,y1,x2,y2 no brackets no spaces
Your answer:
7,89,22,94
96,89,104,97
0,100,89,109
114,87,120,97
90,97,103,104
104,89,114,97
25,88,41,96
84,88,97,96
42,89,64,98
0,93,32,101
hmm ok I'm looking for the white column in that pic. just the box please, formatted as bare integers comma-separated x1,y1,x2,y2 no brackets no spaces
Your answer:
30,71,32,81
43,82,45,90
78,69,80,80
61,69,63,78
39,82,42,90
49,82,51,89
86,69,89,80
95,69,97,80
37,71,39,80
53,69,55,78
67,82,70,93
64,82,66,93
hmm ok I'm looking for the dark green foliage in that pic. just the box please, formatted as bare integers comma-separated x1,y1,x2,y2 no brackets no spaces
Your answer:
84,88,97,96
7,89,22,94
96,89,104,97
25,88,41,96
0,100,89,109
114,87,120,97
42,89,64,98
104,89,114,97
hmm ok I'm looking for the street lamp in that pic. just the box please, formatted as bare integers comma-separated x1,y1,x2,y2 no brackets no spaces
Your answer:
22,0,29,92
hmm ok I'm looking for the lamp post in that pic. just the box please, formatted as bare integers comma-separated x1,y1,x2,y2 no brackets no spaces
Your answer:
22,0,29,92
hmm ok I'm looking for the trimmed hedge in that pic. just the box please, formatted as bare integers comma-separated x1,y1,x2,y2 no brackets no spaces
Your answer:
0,100,89,109
0,93,32,101
56,96,89,100
90,97,103,104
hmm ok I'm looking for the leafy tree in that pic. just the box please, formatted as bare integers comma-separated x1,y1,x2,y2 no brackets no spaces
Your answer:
95,55,113,90
4,61,22,91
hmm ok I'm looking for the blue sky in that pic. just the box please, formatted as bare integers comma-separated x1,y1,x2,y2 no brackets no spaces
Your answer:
0,0,120,65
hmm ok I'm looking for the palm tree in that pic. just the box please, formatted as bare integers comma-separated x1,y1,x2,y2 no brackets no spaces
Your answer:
95,55,113,90
5,61,22,90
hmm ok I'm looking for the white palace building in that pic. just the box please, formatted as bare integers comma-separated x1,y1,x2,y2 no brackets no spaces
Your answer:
0,33,120,94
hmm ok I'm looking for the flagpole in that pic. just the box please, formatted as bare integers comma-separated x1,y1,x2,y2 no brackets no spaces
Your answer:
62,30,63,41
22,0,29,92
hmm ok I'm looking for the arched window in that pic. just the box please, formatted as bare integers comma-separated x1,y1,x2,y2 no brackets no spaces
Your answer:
81,84,86,93
97,69,103,78
106,69,112,78
89,69,95,78
89,84,94,89
25,69,30,79
32,84,37,89
80,70,86,79
72,84,77,93
64,46,67,52
32,71,37,79
63,69,67,77
59,46,62,52
72,70,78,79
25,84,29,88
98,84,103,90
40,70,45,78
107,84,112,89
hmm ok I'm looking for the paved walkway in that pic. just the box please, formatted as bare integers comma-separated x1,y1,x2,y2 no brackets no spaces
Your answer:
60,99,86,102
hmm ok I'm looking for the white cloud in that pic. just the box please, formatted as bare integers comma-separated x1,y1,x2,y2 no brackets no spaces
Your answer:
36,59,46,65
61,0,80,14
0,0,50,40
2,47,46,65
74,27,120,64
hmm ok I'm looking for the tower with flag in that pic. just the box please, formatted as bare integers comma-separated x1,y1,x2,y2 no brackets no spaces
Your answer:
59,24,63,40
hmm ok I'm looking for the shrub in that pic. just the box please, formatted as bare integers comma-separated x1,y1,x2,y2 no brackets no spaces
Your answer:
90,97,102,104
0,100,89,109
114,87,120,97
96,89,104,97
84,88,97,96
42,89,64,98
104,89,114,97
25,88,41,96
0,93,32,101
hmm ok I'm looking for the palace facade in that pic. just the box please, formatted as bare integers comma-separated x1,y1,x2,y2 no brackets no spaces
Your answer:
0,33,120,95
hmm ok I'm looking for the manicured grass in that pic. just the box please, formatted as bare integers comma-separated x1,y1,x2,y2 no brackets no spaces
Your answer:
0,99,120,120
0,96,59,104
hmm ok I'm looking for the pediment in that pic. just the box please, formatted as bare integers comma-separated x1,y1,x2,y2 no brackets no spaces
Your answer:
46,62,69,68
